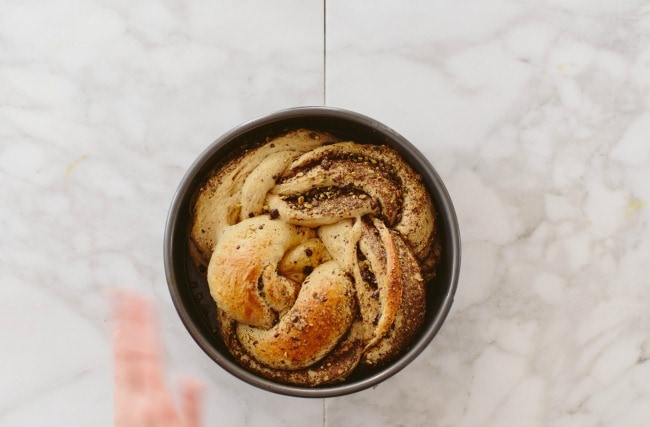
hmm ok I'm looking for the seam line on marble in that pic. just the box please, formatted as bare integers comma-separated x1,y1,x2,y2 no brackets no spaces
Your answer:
323,0,327,105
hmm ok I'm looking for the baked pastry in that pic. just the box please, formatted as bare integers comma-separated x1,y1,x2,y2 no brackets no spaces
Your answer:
190,128,440,386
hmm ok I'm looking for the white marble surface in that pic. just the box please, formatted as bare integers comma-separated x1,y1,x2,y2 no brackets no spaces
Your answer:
1,0,649,426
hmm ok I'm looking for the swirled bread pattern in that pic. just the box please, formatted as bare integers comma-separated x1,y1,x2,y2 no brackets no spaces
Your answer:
190,129,440,386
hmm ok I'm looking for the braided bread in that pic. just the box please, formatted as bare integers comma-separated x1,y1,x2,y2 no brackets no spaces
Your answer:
190,128,440,386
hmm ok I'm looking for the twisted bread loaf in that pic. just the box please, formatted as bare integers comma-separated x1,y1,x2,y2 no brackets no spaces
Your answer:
190,129,439,386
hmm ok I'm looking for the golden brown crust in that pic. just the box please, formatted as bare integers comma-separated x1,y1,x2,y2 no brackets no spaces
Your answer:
361,230,426,367
349,218,400,349
191,128,439,386
237,261,355,370
275,141,437,268
207,216,314,329
218,310,365,386
190,129,342,268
